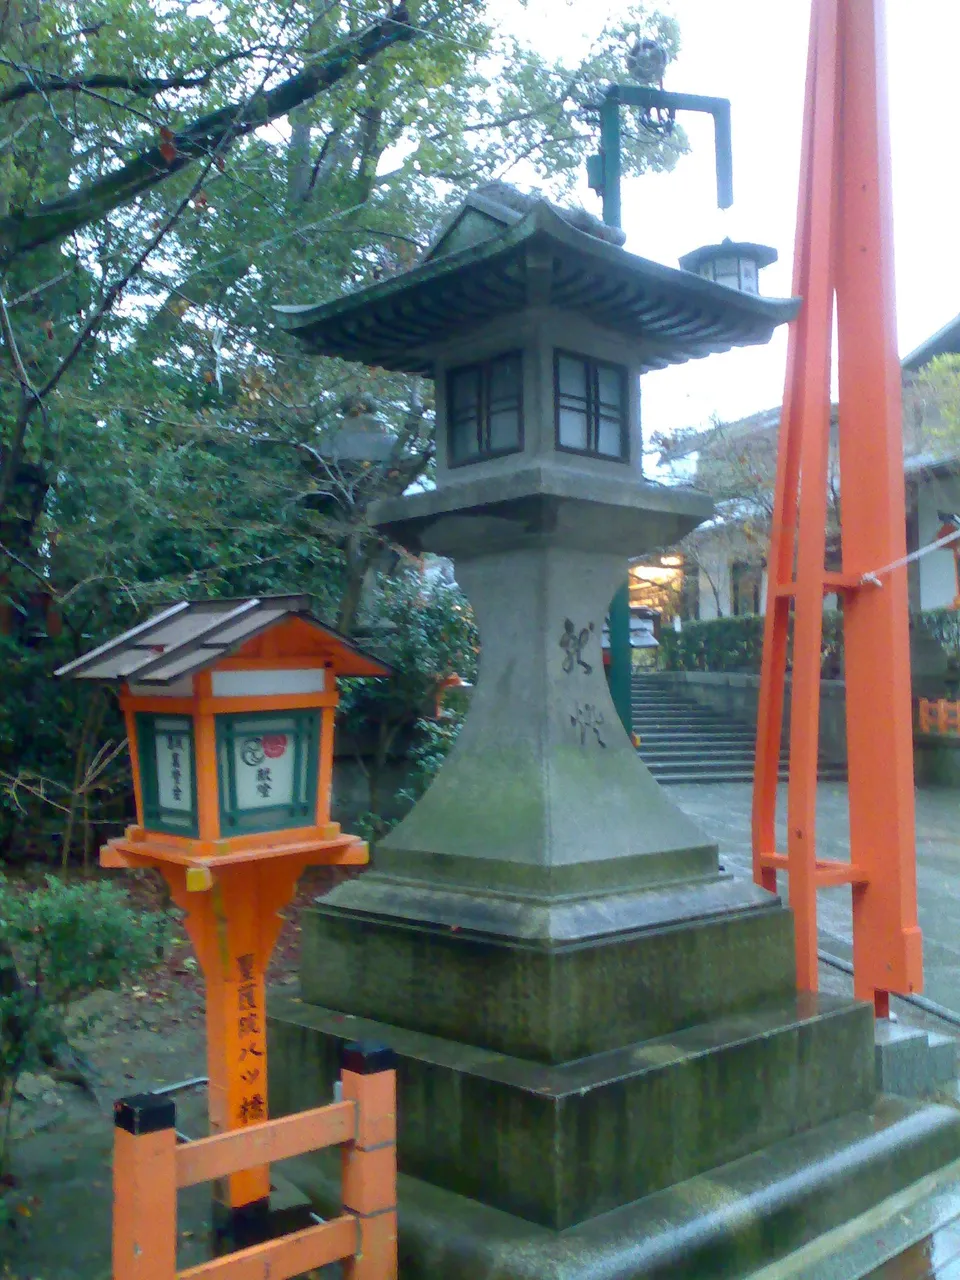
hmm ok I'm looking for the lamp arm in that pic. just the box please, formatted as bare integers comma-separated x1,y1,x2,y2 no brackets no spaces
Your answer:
591,84,733,230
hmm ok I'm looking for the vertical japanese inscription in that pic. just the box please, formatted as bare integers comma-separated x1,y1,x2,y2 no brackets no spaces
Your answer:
235,952,265,1125
559,619,595,674
571,704,607,748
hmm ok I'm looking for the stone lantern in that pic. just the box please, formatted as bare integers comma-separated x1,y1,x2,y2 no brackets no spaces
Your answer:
268,190,936,1277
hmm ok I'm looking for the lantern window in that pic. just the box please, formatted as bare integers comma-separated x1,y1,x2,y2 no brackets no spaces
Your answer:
136,714,199,837
216,709,320,836
448,352,523,465
554,351,628,461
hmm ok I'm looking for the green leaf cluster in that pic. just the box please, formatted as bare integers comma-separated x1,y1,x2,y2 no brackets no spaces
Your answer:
659,610,846,677
0,875,168,1172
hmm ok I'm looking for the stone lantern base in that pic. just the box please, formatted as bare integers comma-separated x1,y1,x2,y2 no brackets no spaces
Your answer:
267,469,960,1275
268,994,959,1278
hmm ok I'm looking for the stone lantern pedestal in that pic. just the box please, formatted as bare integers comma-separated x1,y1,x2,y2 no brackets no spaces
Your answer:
268,190,960,1277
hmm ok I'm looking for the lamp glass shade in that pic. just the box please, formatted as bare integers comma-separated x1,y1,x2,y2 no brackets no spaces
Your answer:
711,256,741,290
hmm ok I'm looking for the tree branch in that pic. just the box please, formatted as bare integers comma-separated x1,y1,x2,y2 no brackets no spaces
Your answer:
0,539,54,590
0,47,264,106
0,15,419,264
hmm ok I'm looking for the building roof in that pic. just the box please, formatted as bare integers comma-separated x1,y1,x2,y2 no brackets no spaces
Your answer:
902,311,960,372
275,199,799,376
55,596,392,686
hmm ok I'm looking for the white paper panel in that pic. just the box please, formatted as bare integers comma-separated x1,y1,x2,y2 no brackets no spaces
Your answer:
212,669,325,697
154,719,193,812
232,729,296,809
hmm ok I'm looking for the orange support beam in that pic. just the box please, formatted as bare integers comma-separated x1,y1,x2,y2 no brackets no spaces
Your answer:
112,1042,398,1280
753,0,923,1014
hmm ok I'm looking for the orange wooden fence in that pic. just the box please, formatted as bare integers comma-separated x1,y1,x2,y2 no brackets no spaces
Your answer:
113,1042,397,1280
918,699,960,737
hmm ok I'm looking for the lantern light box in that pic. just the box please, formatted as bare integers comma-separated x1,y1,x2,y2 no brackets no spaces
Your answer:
57,594,392,858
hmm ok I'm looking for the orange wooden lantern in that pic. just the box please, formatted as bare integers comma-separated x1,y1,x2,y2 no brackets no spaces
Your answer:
57,595,392,1233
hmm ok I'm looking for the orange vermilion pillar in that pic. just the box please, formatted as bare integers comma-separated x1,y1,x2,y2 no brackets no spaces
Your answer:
752,0,923,1014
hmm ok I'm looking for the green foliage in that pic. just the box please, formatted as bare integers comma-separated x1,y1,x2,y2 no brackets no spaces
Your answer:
910,353,960,451
0,0,685,862
917,608,960,659
338,569,477,824
659,611,846,676
659,614,765,673
0,876,169,1172
400,706,467,803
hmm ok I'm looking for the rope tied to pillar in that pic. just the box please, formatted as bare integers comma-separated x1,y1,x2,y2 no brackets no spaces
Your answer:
860,523,960,588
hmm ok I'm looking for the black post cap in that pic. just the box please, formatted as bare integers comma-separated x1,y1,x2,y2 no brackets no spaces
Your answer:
114,1092,177,1135
340,1041,397,1075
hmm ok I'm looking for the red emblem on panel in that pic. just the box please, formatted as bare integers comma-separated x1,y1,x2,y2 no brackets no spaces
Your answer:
261,734,288,759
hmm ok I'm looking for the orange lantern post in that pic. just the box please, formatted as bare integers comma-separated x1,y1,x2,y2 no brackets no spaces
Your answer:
57,595,392,1241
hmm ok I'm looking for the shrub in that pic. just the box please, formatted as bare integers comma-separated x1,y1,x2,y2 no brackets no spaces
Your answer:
659,615,766,672
659,611,845,676
918,608,960,658
0,877,169,1176
338,571,478,828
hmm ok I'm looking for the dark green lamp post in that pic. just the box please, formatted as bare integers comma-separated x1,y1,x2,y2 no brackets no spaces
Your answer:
587,76,736,736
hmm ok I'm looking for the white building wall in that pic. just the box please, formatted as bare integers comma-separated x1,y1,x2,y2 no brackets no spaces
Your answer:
697,547,733,619
916,474,960,610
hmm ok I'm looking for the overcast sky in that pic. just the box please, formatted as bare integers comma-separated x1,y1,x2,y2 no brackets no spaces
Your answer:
502,0,960,438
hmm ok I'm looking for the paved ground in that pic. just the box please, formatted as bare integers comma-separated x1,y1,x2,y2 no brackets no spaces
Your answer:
669,781,960,1280
666,781,960,1020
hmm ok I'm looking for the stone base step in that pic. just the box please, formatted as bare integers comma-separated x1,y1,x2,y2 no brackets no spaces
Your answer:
875,1020,958,1098
280,1097,960,1280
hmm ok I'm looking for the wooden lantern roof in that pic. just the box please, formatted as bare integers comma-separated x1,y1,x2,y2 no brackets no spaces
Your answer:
55,595,392,687
274,196,800,375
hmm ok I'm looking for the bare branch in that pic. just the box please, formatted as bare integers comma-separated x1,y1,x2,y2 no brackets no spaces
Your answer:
0,539,54,590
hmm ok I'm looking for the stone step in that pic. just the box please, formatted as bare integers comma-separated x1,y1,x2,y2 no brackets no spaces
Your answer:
632,715,739,727
640,737,757,747
268,992,880,1233
650,769,768,784
640,750,782,765
277,1096,960,1280
875,1021,959,1098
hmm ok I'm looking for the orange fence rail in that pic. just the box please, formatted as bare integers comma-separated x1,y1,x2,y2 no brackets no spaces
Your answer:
918,699,960,737
113,1041,397,1280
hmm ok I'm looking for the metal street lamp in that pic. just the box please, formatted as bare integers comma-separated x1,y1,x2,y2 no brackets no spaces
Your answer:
586,55,777,735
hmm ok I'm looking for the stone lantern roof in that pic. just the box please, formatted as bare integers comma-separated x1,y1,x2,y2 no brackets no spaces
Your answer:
275,192,799,374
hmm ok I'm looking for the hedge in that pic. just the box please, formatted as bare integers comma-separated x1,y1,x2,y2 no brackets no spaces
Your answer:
659,608,958,674
659,611,845,676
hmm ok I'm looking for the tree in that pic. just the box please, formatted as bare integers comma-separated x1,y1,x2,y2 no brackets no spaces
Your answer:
0,0,687,857
906,353,960,455
650,406,842,617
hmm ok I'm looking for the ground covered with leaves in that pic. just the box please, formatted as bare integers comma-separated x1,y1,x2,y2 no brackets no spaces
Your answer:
1,866,340,1280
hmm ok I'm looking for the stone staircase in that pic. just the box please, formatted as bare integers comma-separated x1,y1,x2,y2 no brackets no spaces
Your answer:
632,673,847,785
